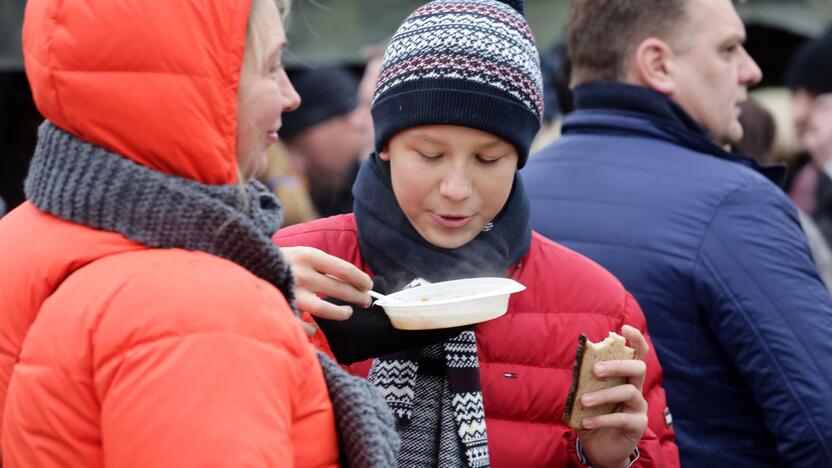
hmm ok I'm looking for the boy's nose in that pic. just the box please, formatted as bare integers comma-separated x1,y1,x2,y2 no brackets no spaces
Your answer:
439,167,473,201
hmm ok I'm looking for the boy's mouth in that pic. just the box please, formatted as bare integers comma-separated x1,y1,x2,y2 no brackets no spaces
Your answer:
431,212,473,229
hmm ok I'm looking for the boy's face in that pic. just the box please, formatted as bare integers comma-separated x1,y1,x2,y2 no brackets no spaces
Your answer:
380,125,518,249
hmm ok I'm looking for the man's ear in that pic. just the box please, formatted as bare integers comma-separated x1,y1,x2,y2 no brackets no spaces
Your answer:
629,37,675,95
379,145,391,161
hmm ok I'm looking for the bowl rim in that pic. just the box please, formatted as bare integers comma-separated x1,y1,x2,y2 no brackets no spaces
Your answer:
373,277,526,309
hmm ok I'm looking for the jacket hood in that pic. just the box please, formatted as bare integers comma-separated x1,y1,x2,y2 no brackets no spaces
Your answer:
23,0,253,184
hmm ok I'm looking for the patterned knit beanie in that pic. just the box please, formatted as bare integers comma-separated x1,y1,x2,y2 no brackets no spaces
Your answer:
371,0,542,168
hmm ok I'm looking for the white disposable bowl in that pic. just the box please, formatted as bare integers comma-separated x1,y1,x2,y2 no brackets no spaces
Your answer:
374,278,526,330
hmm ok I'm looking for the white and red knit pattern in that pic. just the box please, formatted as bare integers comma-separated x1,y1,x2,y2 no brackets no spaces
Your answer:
372,0,542,121
410,2,534,41
376,53,543,118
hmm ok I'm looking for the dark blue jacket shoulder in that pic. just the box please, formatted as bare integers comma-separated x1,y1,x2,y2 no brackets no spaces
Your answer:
523,82,832,468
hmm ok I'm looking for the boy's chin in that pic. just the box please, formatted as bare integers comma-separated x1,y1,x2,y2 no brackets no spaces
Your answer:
421,228,478,250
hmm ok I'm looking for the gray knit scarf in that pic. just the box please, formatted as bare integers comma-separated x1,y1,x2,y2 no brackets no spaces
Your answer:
25,121,399,467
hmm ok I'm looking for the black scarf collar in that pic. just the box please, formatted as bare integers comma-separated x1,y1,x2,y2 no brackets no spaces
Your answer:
353,153,531,294
567,81,788,188
572,80,708,136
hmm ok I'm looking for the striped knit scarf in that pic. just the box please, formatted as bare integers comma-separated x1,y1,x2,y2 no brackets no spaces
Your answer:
353,155,531,467
369,328,489,467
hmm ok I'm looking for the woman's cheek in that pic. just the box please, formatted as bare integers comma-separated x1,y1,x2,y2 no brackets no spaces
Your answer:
258,84,282,126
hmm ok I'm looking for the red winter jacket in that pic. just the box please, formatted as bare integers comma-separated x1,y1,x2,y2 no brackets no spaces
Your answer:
276,214,680,467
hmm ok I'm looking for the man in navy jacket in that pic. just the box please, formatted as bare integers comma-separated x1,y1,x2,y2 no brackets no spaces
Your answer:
524,0,832,466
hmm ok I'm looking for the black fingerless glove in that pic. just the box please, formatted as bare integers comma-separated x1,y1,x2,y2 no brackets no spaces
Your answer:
314,277,467,364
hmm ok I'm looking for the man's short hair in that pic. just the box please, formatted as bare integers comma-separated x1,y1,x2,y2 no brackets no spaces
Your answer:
567,0,689,86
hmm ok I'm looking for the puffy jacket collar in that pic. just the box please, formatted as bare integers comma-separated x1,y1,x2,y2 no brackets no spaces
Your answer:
565,81,787,188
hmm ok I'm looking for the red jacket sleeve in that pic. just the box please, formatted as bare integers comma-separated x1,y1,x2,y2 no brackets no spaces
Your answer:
623,292,680,468
563,293,679,468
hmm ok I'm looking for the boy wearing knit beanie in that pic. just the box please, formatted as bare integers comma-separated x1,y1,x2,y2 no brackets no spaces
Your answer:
275,0,679,466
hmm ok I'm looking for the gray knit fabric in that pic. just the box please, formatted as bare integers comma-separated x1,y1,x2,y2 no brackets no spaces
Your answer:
318,351,401,467
25,120,400,468
438,383,465,468
396,344,465,468
370,331,489,467
25,121,297,308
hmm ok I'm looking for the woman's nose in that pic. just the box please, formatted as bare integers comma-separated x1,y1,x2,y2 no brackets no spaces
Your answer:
281,70,301,112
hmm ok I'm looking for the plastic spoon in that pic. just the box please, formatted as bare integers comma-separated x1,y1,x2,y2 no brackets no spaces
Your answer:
367,290,402,304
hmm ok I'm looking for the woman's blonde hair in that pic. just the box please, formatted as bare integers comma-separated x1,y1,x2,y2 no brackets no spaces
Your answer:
262,142,319,226
245,0,290,73
231,0,292,218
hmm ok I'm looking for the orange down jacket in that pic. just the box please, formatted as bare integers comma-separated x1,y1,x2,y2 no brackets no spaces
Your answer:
0,1,339,467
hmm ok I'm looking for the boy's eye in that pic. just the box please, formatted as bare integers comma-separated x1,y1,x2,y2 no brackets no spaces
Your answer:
477,155,503,164
417,151,441,161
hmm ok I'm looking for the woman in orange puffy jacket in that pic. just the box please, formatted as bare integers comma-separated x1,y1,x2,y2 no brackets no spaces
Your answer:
0,0,397,466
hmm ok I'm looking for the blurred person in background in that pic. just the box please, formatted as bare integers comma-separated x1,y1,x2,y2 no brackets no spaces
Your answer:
0,0,398,466
357,43,387,159
0,73,42,214
261,141,320,226
736,98,832,291
530,42,573,154
786,26,832,249
525,0,832,466
736,98,777,164
0,196,5,218
282,66,372,217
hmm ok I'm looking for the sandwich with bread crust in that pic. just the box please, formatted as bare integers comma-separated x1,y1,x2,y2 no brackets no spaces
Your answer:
563,332,635,430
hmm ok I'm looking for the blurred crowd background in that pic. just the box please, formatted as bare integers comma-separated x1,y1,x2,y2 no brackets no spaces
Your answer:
2,0,832,225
